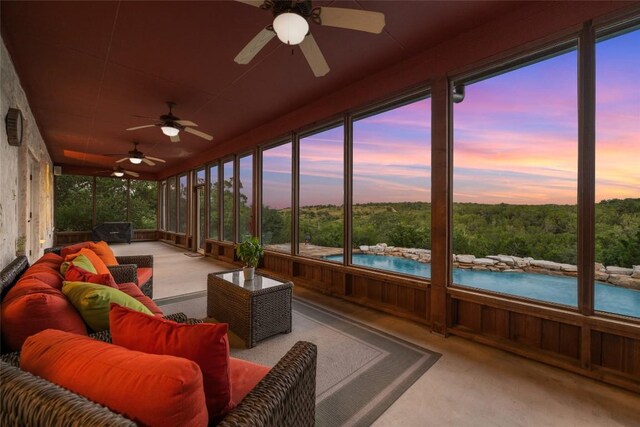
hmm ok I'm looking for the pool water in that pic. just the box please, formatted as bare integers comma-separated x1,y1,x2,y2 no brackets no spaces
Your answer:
324,254,640,318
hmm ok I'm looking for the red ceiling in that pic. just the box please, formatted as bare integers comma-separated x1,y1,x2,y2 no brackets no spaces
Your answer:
1,1,526,178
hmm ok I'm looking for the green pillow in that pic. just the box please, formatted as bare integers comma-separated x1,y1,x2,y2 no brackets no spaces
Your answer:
62,281,153,332
60,254,97,276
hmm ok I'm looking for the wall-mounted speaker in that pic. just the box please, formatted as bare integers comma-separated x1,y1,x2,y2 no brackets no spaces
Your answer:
53,165,62,176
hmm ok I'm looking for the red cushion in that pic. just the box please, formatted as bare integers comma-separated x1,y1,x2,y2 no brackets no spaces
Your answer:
1,282,88,351
117,282,163,316
88,241,119,266
64,264,118,288
229,357,271,404
4,278,57,302
18,266,64,290
60,242,93,258
21,329,208,427
110,305,233,422
136,267,153,286
65,249,111,276
33,253,64,269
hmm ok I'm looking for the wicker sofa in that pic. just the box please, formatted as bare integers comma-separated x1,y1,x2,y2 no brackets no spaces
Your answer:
0,335,317,427
44,246,154,298
0,255,318,426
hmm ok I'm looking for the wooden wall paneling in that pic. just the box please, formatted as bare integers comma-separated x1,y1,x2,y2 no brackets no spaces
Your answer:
344,273,353,295
368,280,382,303
559,324,581,360
352,276,368,299
600,332,624,372
457,300,482,332
383,282,398,307
540,319,561,354
482,306,510,339
591,330,602,366
623,337,640,376
414,288,427,318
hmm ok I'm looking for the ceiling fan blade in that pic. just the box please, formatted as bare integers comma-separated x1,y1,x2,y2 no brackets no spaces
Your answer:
145,156,166,163
142,158,155,166
234,0,264,7
299,34,330,77
131,115,160,120
126,124,156,131
170,134,180,143
124,170,140,178
176,120,197,127
184,127,214,141
115,157,129,163
318,7,385,34
234,28,276,65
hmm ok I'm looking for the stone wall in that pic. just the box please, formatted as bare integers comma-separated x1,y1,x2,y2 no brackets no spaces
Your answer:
358,244,640,291
0,36,54,267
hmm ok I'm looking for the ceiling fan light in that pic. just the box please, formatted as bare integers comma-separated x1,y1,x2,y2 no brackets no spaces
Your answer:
273,12,309,45
129,157,143,165
161,126,180,137
113,171,124,177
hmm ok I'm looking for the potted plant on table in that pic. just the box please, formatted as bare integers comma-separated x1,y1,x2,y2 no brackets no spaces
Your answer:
236,236,264,281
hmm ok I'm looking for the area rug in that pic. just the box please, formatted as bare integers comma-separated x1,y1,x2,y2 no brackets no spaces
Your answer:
157,294,441,427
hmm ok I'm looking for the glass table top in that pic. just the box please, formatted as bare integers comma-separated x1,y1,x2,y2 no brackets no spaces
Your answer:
215,270,288,291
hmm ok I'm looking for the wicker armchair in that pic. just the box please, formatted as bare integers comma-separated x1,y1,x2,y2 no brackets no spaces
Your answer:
45,247,154,298
0,336,317,427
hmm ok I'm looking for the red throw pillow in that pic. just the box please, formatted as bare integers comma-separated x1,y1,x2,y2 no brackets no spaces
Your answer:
65,248,111,276
110,305,233,422
117,282,163,316
33,252,64,269
64,264,118,288
18,265,64,290
88,241,119,266
1,281,88,351
60,241,93,258
21,329,208,427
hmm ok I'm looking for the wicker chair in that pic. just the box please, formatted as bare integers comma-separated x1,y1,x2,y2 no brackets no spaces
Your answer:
45,247,154,298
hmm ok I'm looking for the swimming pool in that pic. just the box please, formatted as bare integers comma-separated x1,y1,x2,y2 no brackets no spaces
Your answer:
324,254,640,318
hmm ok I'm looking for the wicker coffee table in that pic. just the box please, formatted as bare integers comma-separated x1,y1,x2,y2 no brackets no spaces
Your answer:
207,270,293,348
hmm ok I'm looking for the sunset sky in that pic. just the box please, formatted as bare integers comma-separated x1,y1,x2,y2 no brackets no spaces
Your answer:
261,29,638,209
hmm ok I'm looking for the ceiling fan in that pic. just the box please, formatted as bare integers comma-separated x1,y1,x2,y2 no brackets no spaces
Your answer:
234,0,385,77
104,142,166,166
126,102,213,142
95,166,140,178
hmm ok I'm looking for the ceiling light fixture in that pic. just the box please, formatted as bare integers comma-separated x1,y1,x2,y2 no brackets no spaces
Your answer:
161,125,180,137
113,170,124,177
273,12,309,45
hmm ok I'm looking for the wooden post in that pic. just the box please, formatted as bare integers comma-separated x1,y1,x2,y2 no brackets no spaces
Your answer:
578,20,596,368
430,77,451,336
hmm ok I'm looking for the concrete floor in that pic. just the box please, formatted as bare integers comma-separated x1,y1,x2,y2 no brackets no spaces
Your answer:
113,242,640,427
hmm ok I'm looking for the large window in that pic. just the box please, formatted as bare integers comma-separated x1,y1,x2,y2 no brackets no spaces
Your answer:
239,154,253,241
351,97,431,276
223,159,234,241
54,175,93,231
95,177,128,224
178,174,188,233
595,27,640,318
160,180,166,230
209,164,219,240
299,125,344,261
129,180,157,229
262,142,292,252
168,176,177,232
453,47,578,307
